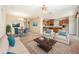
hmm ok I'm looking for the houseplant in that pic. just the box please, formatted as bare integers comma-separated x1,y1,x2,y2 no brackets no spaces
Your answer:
6,24,12,35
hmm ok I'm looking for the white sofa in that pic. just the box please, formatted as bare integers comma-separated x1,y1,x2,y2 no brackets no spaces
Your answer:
0,35,30,54
43,29,55,39
43,29,70,45
54,32,70,45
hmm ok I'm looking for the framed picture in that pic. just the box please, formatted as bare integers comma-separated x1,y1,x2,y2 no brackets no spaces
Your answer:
32,22,38,27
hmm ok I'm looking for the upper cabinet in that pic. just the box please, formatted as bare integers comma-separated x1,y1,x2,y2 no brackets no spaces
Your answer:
43,17,69,26
59,17,69,26
43,19,54,26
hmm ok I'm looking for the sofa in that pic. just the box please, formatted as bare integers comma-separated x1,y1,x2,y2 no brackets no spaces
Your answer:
0,35,30,54
54,31,70,44
43,29,55,39
43,29,70,45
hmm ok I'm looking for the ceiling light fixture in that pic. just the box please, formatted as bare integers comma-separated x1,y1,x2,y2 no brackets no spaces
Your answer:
42,5,47,14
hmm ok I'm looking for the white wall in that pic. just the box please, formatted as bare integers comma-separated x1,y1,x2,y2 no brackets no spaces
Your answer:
30,17,41,34
40,17,43,34
69,15,76,35
76,15,79,37
0,6,6,35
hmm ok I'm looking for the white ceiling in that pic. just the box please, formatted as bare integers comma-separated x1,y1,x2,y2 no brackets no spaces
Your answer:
5,5,78,19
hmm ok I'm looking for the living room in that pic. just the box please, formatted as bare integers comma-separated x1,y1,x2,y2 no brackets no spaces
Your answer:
0,5,79,54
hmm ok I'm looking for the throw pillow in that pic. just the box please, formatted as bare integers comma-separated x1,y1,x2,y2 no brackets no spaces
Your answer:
8,35,15,47
59,31,67,36
46,29,51,34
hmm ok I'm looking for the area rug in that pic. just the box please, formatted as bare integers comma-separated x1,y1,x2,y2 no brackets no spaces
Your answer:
25,40,72,54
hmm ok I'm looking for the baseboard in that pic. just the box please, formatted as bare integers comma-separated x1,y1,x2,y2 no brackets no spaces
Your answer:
69,34,79,40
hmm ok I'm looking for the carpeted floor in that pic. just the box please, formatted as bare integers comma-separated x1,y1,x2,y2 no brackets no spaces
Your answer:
21,32,79,54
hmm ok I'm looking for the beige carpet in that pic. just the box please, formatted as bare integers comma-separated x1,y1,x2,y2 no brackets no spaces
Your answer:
21,32,79,54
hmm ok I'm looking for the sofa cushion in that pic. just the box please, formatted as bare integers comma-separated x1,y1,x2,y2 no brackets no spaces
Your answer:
0,35,9,54
8,35,15,47
57,36,67,40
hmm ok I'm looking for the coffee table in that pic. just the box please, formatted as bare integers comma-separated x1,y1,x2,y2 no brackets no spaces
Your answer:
34,37,56,52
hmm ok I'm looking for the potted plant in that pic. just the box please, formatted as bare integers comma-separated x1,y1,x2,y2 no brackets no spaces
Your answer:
6,24,12,36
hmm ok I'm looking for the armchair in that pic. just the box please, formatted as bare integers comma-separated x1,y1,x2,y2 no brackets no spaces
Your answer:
54,31,70,44
43,29,55,39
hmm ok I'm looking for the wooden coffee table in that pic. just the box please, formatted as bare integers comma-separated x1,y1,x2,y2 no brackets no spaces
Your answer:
34,37,56,52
